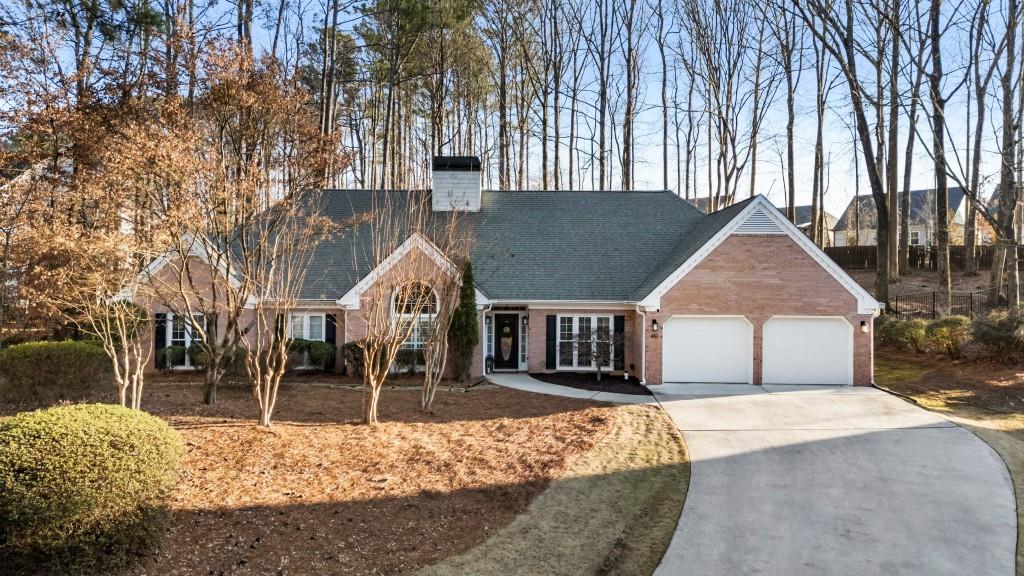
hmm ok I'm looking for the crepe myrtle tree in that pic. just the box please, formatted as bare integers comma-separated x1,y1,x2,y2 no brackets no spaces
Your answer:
354,191,470,425
238,195,335,427
57,246,157,410
147,47,341,404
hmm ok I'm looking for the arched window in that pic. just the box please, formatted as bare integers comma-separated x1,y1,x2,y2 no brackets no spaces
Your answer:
393,282,437,350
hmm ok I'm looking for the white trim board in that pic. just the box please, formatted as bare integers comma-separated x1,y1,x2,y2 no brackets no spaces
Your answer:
115,234,244,302
337,232,458,310
638,195,882,315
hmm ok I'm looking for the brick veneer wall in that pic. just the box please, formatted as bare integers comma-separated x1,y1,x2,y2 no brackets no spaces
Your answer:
644,234,874,386
526,308,637,375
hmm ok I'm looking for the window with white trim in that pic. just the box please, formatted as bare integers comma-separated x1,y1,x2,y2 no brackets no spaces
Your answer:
910,230,922,246
557,315,613,370
394,282,437,350
289,313,325,342
166,313,205,368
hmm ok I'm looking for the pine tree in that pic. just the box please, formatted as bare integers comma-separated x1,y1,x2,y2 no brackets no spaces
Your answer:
448,262,479,381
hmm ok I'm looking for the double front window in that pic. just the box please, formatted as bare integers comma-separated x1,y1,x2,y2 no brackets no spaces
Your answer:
289,313,325,342
557,315,613,370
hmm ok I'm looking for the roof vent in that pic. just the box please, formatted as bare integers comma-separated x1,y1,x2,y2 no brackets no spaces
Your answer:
735,206,784,235
432,156,481,212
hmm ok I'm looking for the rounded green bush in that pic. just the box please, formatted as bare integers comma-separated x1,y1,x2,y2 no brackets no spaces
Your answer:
925,316,972,359
0,404,183,572
0,341,111,405
890,318,929,353
874,314,897,345
973,311,1024,364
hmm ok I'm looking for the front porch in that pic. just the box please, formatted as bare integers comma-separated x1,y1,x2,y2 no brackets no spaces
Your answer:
480,306,638,379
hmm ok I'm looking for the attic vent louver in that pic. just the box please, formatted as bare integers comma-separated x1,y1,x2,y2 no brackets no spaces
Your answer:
734,207,784,235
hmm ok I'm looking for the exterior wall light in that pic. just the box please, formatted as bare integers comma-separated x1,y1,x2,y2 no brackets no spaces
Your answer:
860,320,868,334
652,319,659,332
522,315,529,326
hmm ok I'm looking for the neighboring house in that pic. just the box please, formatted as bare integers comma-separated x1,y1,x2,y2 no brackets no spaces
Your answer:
778,205,838,246
832,187,967,247
133,157,881,386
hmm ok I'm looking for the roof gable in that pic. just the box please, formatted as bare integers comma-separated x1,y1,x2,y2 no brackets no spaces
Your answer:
637,196,880,314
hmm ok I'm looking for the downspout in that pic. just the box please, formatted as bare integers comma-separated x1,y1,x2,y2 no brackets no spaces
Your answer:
636,304,647,385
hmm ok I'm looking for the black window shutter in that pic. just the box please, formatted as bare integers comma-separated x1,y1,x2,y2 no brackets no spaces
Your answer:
325,313,337,370
613,315,625,371
545,315,557,369
154,313,167,369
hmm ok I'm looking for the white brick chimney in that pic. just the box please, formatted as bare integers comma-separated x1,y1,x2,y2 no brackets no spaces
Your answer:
431,156,481,212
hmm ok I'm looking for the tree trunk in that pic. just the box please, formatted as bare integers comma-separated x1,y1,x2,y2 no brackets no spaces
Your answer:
929,0,950,316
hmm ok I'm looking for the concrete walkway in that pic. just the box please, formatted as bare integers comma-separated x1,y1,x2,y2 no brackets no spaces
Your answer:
486,372,656,404
652,384,1017,576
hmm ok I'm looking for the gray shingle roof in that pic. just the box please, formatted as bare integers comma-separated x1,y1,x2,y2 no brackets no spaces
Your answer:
833,187,966,231
297,189,743,302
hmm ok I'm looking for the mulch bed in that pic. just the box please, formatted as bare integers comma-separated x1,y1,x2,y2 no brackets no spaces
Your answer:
529,372,652,396
121,381,612,576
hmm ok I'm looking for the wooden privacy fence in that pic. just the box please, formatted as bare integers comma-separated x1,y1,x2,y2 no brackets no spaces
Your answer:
825,245,1012,271
886,283,1021,320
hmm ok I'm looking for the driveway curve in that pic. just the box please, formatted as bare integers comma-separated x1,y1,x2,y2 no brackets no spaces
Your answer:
653,384,1016,576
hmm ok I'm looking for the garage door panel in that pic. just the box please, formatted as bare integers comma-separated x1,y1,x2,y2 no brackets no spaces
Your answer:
763,317,852,385
663,316,752,384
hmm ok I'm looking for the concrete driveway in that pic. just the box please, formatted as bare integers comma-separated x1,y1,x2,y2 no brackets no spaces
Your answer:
653,384,1017,576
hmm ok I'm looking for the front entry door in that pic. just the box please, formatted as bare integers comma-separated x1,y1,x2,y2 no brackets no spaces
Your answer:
493,314,520,370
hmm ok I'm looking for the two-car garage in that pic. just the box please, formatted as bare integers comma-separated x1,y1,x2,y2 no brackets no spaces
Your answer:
661,315,853,386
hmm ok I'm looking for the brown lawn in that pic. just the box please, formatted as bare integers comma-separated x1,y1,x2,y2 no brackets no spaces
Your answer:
116,381,614,576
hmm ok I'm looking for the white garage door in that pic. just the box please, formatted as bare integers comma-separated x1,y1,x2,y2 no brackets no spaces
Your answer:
763,317,853,385
662,316,753,383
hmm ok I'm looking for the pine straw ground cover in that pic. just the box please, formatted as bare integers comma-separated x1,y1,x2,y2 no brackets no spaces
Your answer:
125,381,619,576
875,350,1024,575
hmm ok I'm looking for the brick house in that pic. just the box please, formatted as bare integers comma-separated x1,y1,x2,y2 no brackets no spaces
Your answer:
136,156,881,387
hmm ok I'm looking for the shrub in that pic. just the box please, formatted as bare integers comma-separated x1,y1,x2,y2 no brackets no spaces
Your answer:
0,404,183,573
287,339,337,371
155,345,187,373
972,311,1024,364
889,319,929,353
448,262,480,381
925,316,972,359
186,345,247,375
0,341,111,404
873,314,898,346
306,341,336,370
342,341,364,376
394,348,424,375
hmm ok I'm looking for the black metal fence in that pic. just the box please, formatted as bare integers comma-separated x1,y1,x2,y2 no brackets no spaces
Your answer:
887,283,1019,320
